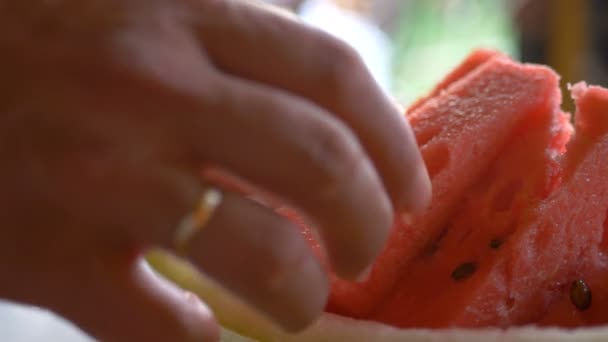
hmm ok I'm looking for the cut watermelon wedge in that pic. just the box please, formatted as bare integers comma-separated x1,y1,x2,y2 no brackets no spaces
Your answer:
527,83,608,328
370,97,572,328
326,52,561,318
366,86,608,330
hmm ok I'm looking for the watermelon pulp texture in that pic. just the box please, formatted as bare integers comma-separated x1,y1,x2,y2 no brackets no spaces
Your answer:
371,100,571,328
531,83,608,327
283,50,608,329
299,49,563,318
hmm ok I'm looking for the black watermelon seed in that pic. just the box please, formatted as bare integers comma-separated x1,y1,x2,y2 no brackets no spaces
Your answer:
422,226,449,256
490,239,503,249
451,262,477,281
422,240,441,256
570,279,592,311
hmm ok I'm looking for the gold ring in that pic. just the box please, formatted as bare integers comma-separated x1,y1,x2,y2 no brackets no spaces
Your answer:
173,187,222,257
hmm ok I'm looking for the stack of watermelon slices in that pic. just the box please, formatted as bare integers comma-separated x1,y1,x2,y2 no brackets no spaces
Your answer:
284,49,608,329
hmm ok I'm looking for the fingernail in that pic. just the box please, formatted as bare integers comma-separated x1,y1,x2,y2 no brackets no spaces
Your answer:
409,163,433,213
182,291,220,341
273,256,328,332
183,291,212,316
355,265,373,283
393,100,406,115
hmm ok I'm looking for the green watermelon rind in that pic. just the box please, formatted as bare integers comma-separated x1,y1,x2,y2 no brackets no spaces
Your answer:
146,250,608,342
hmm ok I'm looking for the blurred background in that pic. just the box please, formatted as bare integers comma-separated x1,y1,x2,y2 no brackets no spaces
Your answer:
270,0,603,113
1,0,606,340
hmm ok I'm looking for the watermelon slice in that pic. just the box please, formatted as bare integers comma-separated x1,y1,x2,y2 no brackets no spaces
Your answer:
325,51,561,318
528,83,608,328
370,98,572,328
365,85,608,329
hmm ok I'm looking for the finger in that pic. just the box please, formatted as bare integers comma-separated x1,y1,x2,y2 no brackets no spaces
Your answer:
185,74,393,279
54,158,326,333
195,0,431,213
182,191,329,332
51,257,219,342
53,158,203,249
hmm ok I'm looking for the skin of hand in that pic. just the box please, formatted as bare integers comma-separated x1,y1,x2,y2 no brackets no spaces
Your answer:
0,0,431,341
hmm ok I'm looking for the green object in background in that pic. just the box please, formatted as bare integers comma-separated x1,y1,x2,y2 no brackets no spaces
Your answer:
391,0,519,106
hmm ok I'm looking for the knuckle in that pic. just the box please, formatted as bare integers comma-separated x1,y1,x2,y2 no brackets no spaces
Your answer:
319,37,367,93
264,226,311,290
309,122,366,204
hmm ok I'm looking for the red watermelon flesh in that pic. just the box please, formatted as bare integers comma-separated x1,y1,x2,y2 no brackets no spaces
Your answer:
325,54,561,317
530,83,608,328
370,82,608,329
369,103,572,328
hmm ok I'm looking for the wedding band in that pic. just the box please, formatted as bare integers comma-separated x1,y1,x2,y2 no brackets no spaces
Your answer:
174,187,223,257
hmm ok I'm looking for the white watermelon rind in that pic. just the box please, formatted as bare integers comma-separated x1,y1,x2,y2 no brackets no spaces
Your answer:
146,250,608,342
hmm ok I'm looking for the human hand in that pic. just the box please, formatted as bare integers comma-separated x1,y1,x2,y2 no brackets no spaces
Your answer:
0,0,430,341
